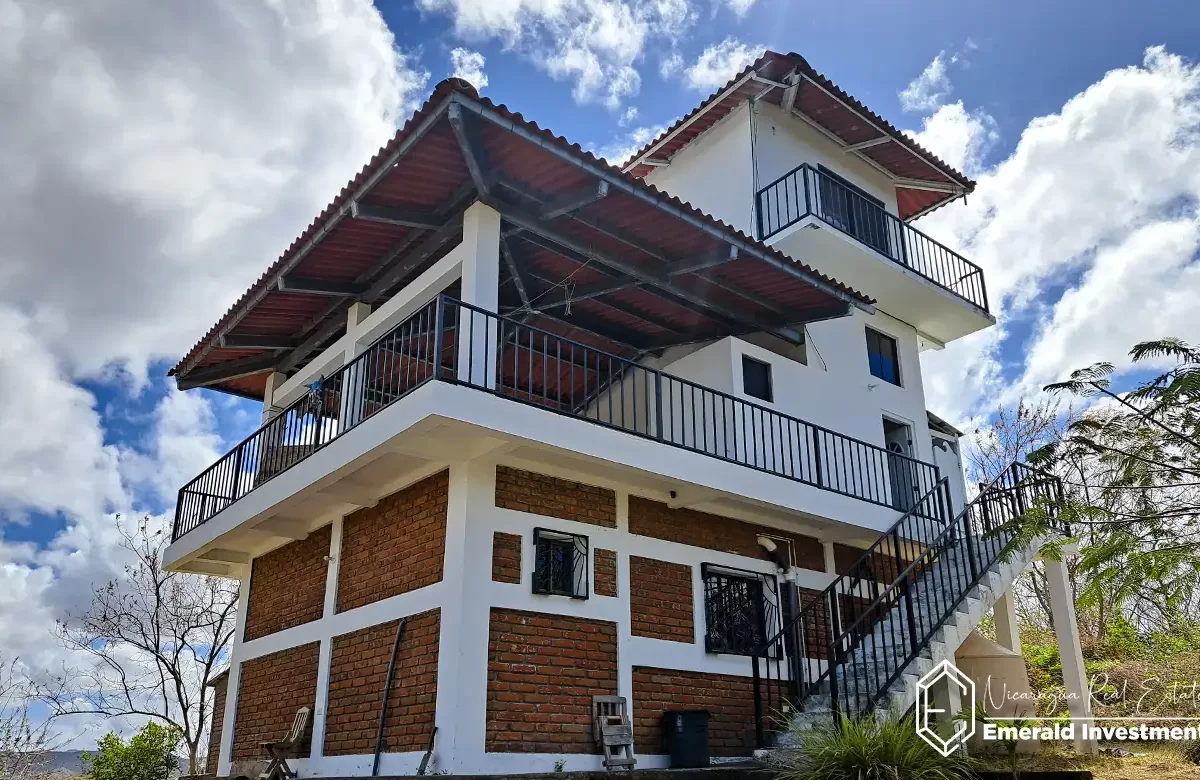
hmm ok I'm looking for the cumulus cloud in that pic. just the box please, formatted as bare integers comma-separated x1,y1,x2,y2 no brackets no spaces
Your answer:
917,47,1200,425
899,52,953,112
682,37,765,91
419,0,695,109
450,47,488,88
594,123,668,166
0,0,420,731
725,0,757,17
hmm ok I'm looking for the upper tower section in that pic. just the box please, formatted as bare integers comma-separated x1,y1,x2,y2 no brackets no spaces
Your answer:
624,51,992,348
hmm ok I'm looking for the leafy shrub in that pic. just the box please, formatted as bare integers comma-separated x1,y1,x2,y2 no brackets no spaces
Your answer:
770,713,978,780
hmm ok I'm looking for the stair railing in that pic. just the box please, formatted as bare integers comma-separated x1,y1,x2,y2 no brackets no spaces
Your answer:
751,461,1066,746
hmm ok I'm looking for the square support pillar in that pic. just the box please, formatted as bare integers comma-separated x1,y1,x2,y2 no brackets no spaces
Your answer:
338,302,373,432
1043,555,1098,754
993,587,1021,654
261,371,287,424
456,202,500,389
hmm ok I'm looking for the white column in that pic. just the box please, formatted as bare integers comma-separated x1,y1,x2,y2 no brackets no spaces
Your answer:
261,371,287,424
1043,556,1097,754
822,541,838,575
456,202,500,389
993,588,1021,654
309,518,343,761
338,302,373,431
217,574,253,776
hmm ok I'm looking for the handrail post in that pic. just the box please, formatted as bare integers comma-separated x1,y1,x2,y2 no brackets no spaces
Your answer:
802,165,812,217
893,528,919,655
826,591,841,722
964,508,980,581
433,295,445,383
654,371,664,441
811,427,823,487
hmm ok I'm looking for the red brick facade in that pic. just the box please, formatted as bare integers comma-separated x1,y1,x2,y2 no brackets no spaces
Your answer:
244,526,330,641
628,497,824,569
231,643,320,760
594,548,617,597
491,531,522,584
324,610,440,756
485,608,619,753
337,470,448,613
495,466,616,527
632,667,773,756
628,556,693,643
204,673,228,775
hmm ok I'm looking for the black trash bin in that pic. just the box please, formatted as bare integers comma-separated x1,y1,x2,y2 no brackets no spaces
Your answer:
663,709,710,768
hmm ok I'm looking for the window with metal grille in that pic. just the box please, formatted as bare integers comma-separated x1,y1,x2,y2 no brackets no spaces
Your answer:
741,355,773,402
866,328,901,386
702,564,775,655
532,528,589,598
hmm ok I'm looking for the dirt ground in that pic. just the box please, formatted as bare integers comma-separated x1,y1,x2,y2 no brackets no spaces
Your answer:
979,743,1198,779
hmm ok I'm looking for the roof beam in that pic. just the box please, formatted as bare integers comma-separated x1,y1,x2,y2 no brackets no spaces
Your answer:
449,102,490,197
175,353,281,391
350,201,442,229
540,180,609,219
500,237,531,307
781,70,800,114
843,136,892,153
277,275,366,297
494,201,804,345
220,333,299,350
893,177,963,194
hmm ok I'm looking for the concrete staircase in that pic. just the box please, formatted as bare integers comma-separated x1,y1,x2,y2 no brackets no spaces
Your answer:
751,462,1066,748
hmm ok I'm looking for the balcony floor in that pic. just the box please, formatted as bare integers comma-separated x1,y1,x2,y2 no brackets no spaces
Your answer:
163,381,902,576
768,216,994,346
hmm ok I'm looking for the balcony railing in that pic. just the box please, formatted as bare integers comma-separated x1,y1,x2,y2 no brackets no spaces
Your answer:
173,297,941,541
755,164,989,313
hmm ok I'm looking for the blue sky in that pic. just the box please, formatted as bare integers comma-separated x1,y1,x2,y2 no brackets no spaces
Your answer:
2,0,1199,746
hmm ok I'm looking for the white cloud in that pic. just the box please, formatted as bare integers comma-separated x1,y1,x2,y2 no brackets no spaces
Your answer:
618,106,639,126
450,47,488,88
419,0,695,109
725,0,757,17
907,101,998,177
681,37,765,91
0,0,418,740
594,123,668,166
918,47,1200,426
899,51,952,112
660,51,684,79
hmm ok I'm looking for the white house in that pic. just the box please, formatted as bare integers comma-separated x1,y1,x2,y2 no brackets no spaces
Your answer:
165,52,1093,779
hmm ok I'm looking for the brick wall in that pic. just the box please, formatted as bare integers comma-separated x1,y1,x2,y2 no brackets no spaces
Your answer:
338,470,448,613
323,609,440,756
231,643,320,761
492,531,522,584
485,608,618,753
244,526,330,641
632,667,776,756
495,466,616,528
628,497,824,569
628,557,693,643
834,542,907,583
204,673,228,775
594,548,617,597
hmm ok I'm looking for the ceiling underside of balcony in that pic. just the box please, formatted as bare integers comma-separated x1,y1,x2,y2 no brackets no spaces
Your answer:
170,80,875,400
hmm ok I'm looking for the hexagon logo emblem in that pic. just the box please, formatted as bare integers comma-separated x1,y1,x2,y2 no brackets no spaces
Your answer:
915,659,976,757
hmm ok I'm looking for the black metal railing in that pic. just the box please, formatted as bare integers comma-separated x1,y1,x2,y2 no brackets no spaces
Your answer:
173,296,941,541
751,461,1065,745
755,164,988,313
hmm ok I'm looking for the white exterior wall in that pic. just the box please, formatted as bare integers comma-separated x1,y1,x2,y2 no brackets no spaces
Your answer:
216,455,840,777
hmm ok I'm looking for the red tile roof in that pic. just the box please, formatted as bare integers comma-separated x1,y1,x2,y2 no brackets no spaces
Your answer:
621,51,975,221
170,78,874,399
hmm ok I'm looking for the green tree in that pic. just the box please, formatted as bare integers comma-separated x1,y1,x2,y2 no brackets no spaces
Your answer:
82,722,179,780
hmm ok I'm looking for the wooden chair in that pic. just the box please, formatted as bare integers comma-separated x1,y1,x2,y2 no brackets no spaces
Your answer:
592,696,636,770
259,706,310,780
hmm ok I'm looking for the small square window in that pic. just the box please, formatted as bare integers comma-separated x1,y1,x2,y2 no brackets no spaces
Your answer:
866,328,901,386
742,355,773,402
702,564,774,655
533,528,588,599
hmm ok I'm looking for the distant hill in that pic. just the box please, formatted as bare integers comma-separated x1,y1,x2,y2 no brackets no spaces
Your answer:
32,750,87,776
